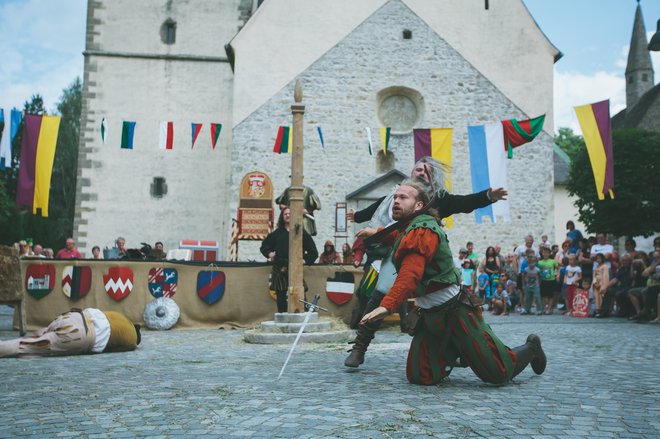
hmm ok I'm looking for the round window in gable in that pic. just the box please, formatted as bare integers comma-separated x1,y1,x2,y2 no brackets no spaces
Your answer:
376,86,424,134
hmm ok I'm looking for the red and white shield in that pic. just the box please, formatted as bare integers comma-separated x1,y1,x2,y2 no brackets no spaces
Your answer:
325,272,355,305
103,267,134,301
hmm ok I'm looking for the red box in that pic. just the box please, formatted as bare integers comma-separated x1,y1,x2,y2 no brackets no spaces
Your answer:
179,240,220,262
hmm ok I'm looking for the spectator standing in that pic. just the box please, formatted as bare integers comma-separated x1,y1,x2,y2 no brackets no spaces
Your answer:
522,254,542,315
32,245,45,258
537,247,559,314
563,254,582,316
514,235,538,274
482,246,501,297
460,259,475,294
18,240,32,258
454,247,469,269
43,248,54,259
565,221,584,254
148,242,166,260
319,240,341,264
341,243,354,265
477,266,490,307
592,253,610,316
577,238,593,282
590,233,613,271
466,241,479,267
55,238,83,259
91,246,102,259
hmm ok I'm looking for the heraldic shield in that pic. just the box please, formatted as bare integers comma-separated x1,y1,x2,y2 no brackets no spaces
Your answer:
62,266,92,300
325,271,355,305
103,267,134,301
197,270,225,305
25,264,56,299
148,268,177,298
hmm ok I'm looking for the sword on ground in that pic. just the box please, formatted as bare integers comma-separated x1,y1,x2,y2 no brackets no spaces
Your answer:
277,294,327,379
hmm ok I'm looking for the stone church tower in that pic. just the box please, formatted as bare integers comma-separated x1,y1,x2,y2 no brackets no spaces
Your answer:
625,2,655,110
74,0,560,259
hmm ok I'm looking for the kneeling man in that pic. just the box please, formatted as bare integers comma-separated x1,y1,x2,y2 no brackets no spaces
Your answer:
361,180,546,385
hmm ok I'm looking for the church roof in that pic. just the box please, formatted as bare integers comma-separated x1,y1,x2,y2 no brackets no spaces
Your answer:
626,3,654,75
612,82,660,130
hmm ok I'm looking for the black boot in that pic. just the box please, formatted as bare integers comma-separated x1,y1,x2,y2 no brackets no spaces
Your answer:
511,334,547,377
344,324,375,368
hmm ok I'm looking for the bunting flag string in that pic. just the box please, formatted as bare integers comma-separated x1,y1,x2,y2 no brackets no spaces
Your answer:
191,123,202,148
380,127,391,154
273,126,292,154
159,121,174,150
573,100,614,200
16,114,61,217
468,123,510,224
210,123,222,149
365,127,374,156
121,121,136,149
317,126,325,151
413,128,454,227
502,114,545,158
0,108,21,169
100,118,107,145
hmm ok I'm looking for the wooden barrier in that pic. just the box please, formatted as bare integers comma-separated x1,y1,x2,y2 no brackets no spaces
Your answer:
0,246,26,334
19,259,363,330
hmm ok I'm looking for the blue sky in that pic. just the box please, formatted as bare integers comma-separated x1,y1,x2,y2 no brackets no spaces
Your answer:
1,0,659,134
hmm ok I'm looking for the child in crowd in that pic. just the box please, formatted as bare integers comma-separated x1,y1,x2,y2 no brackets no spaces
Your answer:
592,253,610,316
501,273,519,312
461,259,475,295
563,254,582,316
522,254,542,315
538,247,559,314
477,266,490,309
558,256,569,312
491,282,509,316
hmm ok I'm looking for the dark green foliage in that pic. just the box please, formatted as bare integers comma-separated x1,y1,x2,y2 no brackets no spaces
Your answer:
565,128,660,237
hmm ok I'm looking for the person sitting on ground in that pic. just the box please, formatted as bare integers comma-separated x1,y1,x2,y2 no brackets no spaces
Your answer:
491,282,509,316
318,240,341,264
597,254,633,318
0,308,141,358
592,253,610,317
55,238,83,260
628,251,660,322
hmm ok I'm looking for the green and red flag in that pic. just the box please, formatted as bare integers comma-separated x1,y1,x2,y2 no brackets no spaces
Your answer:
501,114,545,158
273,126,292,154
210,123,222,149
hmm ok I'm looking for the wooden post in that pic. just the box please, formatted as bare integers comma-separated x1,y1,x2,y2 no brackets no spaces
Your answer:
288,80,305,313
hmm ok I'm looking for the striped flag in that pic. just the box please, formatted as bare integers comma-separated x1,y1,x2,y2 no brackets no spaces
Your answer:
100,118,108,144
413,128,454,226
0,108,21,169
273,126,292,154
16,114,61,217
191,123,202,148
159,121,174,150
121,121,136,149
210,123,222,149
468,124,510,224
365,127,374,155
502,114,545,158
380,127,391,154
574,100,614,200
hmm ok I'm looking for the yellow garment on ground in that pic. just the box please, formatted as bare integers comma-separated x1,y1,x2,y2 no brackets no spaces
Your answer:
103,311,138,352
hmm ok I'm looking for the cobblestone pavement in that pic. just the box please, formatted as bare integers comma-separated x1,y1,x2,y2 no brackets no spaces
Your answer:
0,306,658,438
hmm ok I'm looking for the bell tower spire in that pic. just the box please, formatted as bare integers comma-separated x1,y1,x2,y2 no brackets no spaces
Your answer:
625,1,654,109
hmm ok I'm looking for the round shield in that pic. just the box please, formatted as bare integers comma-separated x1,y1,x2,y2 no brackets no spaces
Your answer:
143,297,180,330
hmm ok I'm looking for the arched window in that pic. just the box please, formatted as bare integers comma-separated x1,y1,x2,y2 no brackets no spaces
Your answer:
161,19,176,45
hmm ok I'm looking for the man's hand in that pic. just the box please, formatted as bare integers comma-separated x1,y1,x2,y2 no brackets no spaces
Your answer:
346,209,355,222
488,187,508,201
268,251,276,262
355,227,376,238
360,306,389,324
353,258,361,268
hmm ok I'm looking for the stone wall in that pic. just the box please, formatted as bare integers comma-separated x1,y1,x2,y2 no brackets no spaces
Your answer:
74,0,243,256
231,0,555,261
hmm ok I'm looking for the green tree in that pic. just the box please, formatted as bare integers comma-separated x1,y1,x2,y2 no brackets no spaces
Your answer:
565,128,660,237
0,80,81,249
554,127,583,161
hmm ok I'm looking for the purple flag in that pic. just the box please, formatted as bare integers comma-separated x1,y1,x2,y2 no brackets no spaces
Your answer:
16,115,42,209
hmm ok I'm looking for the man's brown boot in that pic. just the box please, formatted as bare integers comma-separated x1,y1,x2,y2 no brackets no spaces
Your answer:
511,333,547,377
344,325,375,368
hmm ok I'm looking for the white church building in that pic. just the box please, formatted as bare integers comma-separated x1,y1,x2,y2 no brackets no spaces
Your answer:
74,0,560,260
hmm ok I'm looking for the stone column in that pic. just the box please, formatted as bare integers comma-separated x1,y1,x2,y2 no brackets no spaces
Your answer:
288,80,305,313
